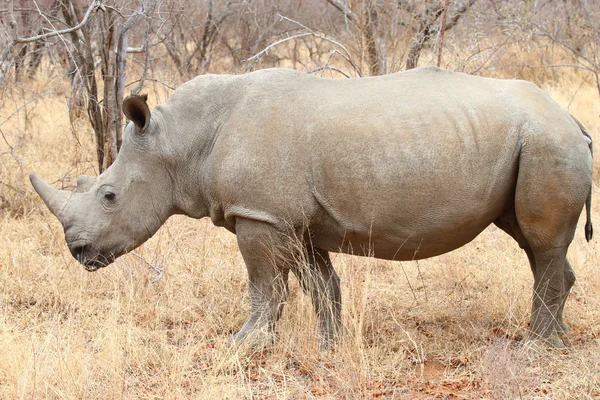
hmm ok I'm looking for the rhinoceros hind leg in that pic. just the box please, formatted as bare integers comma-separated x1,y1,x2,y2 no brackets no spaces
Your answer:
557,259,576,335
292,247,342,347
509,136,589,346
231,218,292,347
527,246,571,346
495,209,576,344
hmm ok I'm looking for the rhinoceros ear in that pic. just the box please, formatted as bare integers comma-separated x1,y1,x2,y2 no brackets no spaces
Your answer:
123,94,150,132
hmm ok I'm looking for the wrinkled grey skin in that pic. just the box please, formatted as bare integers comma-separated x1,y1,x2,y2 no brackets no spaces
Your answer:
31,67,593,347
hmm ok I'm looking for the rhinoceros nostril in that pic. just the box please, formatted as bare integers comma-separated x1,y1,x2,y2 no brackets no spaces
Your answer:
69,244,86,262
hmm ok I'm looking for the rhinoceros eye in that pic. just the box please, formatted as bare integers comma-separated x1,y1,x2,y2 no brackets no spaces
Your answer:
104,192,116,201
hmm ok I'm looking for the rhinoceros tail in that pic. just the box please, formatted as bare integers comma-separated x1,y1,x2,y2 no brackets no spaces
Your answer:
585,187,593,242
571,114,593,242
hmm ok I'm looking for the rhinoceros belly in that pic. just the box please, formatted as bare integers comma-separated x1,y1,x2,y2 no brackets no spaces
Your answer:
309,174,514,260
305,118,520,260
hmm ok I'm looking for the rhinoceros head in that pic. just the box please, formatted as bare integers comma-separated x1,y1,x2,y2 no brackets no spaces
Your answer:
30,95,176,271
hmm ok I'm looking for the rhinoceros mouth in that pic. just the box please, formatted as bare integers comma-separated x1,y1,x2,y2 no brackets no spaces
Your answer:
82,259,107,272
81,252,116,271
69,241,115,271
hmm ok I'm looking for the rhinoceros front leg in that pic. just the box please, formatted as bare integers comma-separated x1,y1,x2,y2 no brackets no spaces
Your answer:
230,218,291,347
293,247,342,347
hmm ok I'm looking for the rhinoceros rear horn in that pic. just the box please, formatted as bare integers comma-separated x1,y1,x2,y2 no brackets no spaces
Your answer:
76,175,95,193
29,173,71,224
123,94,150,132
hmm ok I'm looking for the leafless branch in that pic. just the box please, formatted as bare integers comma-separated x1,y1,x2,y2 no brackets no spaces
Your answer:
244,32,312,61
126,45,146,53
126,78,177,91
274,14,362,76
524,64,596,72
307,49,352,78
13,1,103,44
458,40,519,72
445,0,477,31
307,66,351,78
535,30,596,70
324,0,355,22
127,35,167,53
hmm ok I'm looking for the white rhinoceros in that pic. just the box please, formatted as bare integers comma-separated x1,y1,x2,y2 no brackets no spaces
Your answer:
31,67,593,347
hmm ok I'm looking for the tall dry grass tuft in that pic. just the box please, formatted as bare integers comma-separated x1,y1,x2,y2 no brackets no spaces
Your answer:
1,72,599,398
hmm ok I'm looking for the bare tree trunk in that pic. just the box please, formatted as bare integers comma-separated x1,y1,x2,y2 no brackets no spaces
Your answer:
436,0,449,67
197,0,215,69
362,2,382,75
99,8,118,171
61,0,105,170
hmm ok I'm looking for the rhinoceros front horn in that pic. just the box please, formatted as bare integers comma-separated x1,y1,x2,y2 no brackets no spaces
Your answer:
29,173,71,224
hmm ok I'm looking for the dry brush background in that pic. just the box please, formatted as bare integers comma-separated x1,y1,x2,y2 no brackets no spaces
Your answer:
1,0,600,398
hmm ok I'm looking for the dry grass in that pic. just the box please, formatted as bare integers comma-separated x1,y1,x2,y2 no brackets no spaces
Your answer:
1,72,600,399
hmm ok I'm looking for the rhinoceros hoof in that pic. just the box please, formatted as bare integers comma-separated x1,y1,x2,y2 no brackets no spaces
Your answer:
557,321,569,335
229,328,275,350
525,332,567,350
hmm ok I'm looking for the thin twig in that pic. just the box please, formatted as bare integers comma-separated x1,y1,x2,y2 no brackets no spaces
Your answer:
412,239,428,301
307,49,353,78
525,64,595,72
276,14,362,76
0,128,13,151
400,261,418,303
450,272,473,295
535,30,596,70
244,33,312,61
0,91,53,128
470,25,517,75
130,251,164,283
567,73,592,109
307,65,351,78
459,40,518,72
126,77,177,91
